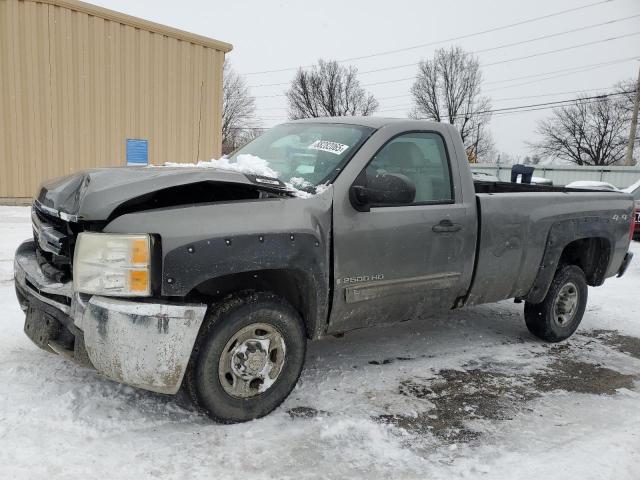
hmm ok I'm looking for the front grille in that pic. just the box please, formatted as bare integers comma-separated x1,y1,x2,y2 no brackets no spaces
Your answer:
32,203,75,282
34,205,67,231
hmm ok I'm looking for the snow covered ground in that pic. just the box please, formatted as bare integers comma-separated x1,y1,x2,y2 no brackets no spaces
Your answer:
0,206,638,479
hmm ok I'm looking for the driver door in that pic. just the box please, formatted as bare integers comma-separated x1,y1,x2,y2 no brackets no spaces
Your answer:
328,130,474,333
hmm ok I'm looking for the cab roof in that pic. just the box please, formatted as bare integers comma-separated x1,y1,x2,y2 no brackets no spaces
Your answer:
286,116,443,130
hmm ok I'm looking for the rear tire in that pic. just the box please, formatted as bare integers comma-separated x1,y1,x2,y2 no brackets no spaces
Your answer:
524,265,588,342
185,291,306,423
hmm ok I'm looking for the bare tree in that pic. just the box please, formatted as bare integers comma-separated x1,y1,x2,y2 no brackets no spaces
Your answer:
410,47,493,161
614,79,638,117
286,59,379,119
530,93,631,166
222,61,258,151
221,128,266,155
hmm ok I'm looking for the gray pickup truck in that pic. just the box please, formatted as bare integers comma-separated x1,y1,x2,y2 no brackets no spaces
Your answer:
14,117,635,422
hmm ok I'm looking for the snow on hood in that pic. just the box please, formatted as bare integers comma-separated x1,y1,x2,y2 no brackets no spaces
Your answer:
162,154,323,198
164,154,278,177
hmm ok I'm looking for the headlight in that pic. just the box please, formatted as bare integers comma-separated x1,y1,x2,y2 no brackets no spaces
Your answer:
73,233,152,296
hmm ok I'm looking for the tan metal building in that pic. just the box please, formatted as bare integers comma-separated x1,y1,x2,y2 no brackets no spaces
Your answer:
0,0,232,203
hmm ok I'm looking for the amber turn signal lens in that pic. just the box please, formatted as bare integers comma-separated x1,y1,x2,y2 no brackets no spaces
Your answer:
131,238,149,264
129,270,149,292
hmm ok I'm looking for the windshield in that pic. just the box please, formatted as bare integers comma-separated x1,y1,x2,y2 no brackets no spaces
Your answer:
227,123,375,188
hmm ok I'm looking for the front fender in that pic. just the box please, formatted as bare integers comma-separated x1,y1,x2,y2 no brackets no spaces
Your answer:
103,188,333,338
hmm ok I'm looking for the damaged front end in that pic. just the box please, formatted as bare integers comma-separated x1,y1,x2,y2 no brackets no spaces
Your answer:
15,239,208,394
15,167,292,394
35,166,293,222
15,164,329,394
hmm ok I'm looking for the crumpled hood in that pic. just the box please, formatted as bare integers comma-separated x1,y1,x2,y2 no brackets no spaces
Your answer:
36,167,288,221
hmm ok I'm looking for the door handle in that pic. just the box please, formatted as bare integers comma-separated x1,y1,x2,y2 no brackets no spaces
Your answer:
432,219,462,233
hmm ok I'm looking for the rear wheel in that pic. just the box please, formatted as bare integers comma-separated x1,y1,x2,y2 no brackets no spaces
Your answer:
524,265,588,342
186,291,306,423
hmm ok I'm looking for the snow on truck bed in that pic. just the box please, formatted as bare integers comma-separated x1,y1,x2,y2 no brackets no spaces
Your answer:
0,206,639,480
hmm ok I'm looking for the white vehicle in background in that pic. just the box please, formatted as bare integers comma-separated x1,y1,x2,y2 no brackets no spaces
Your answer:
565,180,621,192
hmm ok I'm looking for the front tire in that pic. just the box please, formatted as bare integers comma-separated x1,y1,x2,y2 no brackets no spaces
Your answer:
186,292,306,423
524,265,588,342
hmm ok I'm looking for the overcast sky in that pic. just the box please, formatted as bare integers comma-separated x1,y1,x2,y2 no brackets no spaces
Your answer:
92,0,639,158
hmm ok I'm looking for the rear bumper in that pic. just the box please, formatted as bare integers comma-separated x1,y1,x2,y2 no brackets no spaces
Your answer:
14,239,207,394
617,251,633,278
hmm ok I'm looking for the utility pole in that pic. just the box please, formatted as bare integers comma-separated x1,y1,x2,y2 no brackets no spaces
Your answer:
625,62,640,166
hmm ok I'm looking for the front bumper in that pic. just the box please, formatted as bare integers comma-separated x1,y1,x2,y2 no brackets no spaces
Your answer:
14,240,207,394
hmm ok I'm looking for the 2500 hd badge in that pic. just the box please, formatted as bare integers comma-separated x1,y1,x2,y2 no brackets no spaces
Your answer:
336,274,385,285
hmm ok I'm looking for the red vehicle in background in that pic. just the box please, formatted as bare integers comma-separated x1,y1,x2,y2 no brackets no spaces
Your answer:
624,180,640,240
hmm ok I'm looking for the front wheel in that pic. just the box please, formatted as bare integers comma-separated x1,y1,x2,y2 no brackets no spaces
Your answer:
524,265,588,342
185,292,306,423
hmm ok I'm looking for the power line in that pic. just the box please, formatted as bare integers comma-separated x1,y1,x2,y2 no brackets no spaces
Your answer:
376,86,632,112
254,51,638,100
249,90,635,125
353,14,640,77
358,32,640,87
238,97,616,126
361,57,637,105
242,0,613,75
485,66,623,92
257,86,620,113
489,99,614,117
374,56,639,94
252,55,637,105
484,58,634,85
248,15,639,88
252,53,638,100
484,31,640,67
254,93,287,99
241,98,619,125
414,90,634,120
484,57,638,89
491,87,629,103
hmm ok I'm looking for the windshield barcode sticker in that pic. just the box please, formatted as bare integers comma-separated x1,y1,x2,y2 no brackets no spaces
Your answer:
308,140,350,155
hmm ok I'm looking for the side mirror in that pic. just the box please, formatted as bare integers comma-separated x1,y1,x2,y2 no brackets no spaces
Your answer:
349,173,416,212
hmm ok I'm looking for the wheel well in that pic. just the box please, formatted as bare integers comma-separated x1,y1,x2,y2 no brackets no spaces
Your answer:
188,269,316,338
558,237,611,286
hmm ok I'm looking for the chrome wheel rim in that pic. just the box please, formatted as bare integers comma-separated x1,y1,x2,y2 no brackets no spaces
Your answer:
552,282,579,327
218,323,286,398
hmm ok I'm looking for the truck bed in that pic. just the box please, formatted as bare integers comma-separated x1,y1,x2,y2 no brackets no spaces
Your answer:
465,186,632,307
